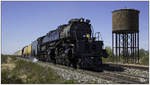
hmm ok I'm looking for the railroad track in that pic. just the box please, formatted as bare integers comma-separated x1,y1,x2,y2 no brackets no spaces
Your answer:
104,62,149,70
80,70,145,84
54,64,148,84
42,61,149,84
16,57,149,84
103,71,148,83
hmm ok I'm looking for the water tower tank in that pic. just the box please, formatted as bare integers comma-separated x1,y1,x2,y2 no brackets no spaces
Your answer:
112,8,140,33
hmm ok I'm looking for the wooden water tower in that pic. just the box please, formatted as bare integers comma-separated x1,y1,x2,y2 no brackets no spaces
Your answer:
112,8,140,63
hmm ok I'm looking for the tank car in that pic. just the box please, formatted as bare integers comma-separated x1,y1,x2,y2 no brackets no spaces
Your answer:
31,18,108,71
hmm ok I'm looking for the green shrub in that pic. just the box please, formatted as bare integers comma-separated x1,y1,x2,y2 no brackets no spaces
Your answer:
102,46,114,62
1,55,9,64
63,80,77,84
1,70,23,84
140,56,149,65
12,59,62,84
139,49,149,65
103,47,149,65
1,56,65,84
89,81,97,84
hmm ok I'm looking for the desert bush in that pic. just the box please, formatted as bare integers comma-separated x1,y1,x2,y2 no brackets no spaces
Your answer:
102,46,114,62
1,55,9,64
1,70,23,84
63,80,78,84
139,49,149,65
1,55,76,84
12,59,62,84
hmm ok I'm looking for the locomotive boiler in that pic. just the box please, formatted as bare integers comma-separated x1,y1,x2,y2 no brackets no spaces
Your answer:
16,18,108,71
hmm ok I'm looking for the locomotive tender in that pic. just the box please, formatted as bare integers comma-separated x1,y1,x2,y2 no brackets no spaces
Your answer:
15,18,108,71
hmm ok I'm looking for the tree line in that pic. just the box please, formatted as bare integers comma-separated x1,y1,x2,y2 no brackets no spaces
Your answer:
103,46,149,65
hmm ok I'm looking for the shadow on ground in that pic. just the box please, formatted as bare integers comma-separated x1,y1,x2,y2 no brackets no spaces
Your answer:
102,64,124,72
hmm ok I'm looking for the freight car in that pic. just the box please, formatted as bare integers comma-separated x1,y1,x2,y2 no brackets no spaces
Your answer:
22,45,32,57
14,50,22,56
15,18,108,71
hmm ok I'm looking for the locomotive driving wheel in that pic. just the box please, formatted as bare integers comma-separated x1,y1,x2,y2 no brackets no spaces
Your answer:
56,47,64,65
77,58,82,69
67,47,77,68
47,48,51,62
48,48,56,64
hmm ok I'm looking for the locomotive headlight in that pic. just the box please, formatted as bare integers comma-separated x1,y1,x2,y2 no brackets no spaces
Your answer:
80,18,84,22
86,34,90,38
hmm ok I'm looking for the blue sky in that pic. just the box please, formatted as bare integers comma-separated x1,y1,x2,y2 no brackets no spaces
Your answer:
2,1,149,54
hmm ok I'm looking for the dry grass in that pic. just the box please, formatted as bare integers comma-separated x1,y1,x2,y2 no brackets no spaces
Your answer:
1,55,76,84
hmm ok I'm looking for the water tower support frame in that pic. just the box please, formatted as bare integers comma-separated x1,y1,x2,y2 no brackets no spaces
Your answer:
112,32,139,63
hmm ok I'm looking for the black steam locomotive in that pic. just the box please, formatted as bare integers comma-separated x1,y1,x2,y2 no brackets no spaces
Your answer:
19,18,108,71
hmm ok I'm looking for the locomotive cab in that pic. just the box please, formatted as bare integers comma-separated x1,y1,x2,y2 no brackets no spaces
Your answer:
70,18,92,40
